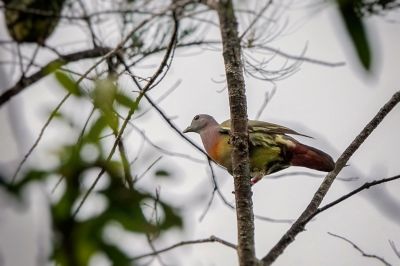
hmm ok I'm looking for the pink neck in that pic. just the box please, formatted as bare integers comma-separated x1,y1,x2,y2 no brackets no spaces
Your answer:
199,125,221,154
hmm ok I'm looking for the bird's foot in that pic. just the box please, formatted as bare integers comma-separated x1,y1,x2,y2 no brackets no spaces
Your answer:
251,175,263,185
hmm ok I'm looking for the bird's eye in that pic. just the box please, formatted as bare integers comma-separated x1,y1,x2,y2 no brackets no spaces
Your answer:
194,115,199,120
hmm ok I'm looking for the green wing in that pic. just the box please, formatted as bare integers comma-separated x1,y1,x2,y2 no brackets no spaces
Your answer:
220,119,295,175
248,120,311,138
220,119,311,140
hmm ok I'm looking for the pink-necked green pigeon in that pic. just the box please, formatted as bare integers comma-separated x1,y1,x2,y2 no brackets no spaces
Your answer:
183,114,335,184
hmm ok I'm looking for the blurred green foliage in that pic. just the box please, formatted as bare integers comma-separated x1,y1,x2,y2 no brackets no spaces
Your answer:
3,0,66,43
0,72,183,265
351,0,400,16
336,0,399,71
337,0,372,70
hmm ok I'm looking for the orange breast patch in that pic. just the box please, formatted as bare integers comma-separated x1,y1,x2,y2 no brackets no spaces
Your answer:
208,141,221,162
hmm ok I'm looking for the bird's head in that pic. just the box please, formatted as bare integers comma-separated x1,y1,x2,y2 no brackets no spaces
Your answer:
183,114,217,134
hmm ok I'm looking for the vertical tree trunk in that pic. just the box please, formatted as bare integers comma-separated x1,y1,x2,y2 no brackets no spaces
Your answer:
214,1,256,265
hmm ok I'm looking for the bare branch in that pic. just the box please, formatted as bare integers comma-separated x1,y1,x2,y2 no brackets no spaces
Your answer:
9,15,152,180
389,240,400,259
130,235,237,261
1,1,186,107
117,138,134,190
239,0,273,41
128,123,204,163
249,44,346,67
254,85,276,120
134,156,163,183
198,159,234,221
144,94,210,158
200,159,294,224
270,171,359,182
72,9,180,218
146,233,168,266
216,1,255,265
11,93,70,183
316,174,400,216
51,107,96,193
328,232,392,266
0,47,111,107
261,90,400,265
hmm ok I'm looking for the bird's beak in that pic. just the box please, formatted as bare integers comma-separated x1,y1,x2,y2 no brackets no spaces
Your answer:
183,126,193,133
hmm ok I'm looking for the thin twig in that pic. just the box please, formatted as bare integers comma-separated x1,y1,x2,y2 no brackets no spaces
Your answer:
9,7,171,187
133,79,181,120
270,171,359,182
251,44,346,67
134,156,163,183
198,159,233,221
328,232,391,266
315,174,400,216
389,240,400,259
0,47,111,107
255,85,276,120
146,234,168,266
51,107,96,193
11,93,70,183
23,44,40,76
117,139,134,190
239,0,273,41
261,91,400,265
130,235,237,261
76,0,100,47
129,123,204,163
72,9,180,218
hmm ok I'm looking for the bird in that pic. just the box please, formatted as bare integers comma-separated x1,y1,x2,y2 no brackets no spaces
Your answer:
3,0,66,44
183,114,335,184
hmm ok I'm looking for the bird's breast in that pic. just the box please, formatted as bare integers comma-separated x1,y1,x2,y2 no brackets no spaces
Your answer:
201,130,232,169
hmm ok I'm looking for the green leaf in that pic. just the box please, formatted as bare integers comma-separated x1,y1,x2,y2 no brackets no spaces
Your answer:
180,26,197,40
55,71,82,96
115,92,136,109
131,32,144,49
337,0,372,71
155,169,170,178
43,60,64,75
0,170,48,198
86,116,108,143
92,79,119,131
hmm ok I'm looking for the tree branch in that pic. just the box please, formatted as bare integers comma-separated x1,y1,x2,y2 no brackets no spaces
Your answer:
261,90,400,265
7,10,169,181
239,0,273,41
130,235,237,261
389,240,400,259
316,174,400,216
214,1,255,265
72,9,180,218
0,0,183,107
250,44,346,67
328,232,391,266
0,47,111,107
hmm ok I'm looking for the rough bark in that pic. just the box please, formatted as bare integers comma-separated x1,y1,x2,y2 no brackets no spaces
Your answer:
214,1,256,265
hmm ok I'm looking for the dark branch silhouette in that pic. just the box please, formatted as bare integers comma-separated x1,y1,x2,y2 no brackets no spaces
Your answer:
328,232,391,266
261,90,400,265
130,235,237,261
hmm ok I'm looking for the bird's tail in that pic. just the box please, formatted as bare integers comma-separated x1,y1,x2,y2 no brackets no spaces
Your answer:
290,142,335,172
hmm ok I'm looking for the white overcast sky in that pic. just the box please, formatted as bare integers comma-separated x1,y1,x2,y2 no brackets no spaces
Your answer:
1,1,400,265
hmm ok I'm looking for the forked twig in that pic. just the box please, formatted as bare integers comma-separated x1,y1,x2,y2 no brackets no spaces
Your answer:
328,232,391,266
130,235,237,261
261,91,400,265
